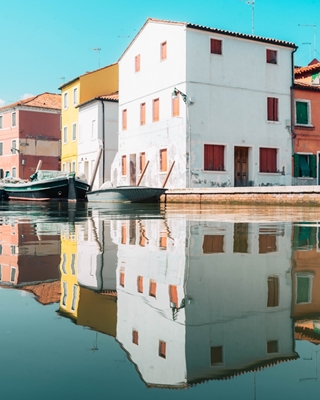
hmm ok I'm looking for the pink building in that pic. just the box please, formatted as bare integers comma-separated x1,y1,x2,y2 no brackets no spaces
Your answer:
0,93,61,179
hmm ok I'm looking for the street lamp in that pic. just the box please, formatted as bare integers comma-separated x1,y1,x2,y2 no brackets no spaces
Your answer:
10,148,20,154
172,87,195,187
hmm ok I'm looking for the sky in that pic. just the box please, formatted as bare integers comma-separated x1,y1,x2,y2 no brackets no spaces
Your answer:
0,0,319,106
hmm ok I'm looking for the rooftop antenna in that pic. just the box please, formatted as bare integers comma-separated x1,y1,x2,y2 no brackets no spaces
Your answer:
246,0,255,35
93,48,101,68
302,42,312,61
299,24,317,58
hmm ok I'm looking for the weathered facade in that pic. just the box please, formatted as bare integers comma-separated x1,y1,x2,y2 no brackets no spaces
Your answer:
112,18,297,188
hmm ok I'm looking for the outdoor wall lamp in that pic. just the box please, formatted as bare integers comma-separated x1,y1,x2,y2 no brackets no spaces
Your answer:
11,148,20,154
172,87,195,105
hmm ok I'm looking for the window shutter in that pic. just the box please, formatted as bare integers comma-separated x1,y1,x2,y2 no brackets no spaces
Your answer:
310,154,317,178
267,98,273,120
296,102,308,124
293,154,300,177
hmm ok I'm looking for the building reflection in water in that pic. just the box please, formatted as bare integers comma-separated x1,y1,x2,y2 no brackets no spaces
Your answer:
5,211,320,389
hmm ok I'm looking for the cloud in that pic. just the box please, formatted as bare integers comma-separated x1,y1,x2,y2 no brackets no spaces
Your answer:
0,99,5,107
20,93,35,100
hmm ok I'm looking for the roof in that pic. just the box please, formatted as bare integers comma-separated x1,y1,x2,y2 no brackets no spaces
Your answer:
77,92,119,108
119,17,297,61
59,62,118,90
295,62,320,78
0,92,61,112
294,81,320,91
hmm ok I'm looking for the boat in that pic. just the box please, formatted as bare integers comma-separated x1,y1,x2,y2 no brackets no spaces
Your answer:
86,182,166,203
2,170,90,201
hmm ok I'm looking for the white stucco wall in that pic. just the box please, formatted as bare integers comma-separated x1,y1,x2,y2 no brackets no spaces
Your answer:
78,100,118,190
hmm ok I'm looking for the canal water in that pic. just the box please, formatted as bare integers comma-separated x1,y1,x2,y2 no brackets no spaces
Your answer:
1,201,320,399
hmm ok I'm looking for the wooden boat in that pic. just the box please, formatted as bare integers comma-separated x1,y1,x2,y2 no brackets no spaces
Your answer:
86,183,166,203
2,170,90,201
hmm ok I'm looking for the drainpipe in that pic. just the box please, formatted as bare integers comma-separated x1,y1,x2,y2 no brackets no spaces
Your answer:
100,99,106,183
290,47,298,152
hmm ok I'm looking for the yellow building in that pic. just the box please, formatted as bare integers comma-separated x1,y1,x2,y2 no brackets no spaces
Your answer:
59,63,118,173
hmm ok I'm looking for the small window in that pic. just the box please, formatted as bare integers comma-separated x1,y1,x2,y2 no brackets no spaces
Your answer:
122,155,127,176
259,234,277,254
0,115,2,129
63,92,68,109
266,49,277,64
12,112,16,127
132,330,139,345
210,346,223,365
203,235,224,253
120,270,125,287
62,281,67,306
204,144,225,171
296,273,313,304
267,97,279,121
121,224,127,244
11,245,16,255
160,149,167,172
149,280,157,297
160,41,167,60
159,236,167,249
267,276,279,307
63,126,68,143
169,285,178,306
267,340,279,354
172,95,180,117
259,148,277,173
73,87,78,105
159,340,166,358
71,284,78,311
139,152,146,174
210,38,222,55
72,123,77,141
12,167,16,177
296,100,310,125
140,103,146,125
10,267,17,283
153,98,159,122
122,109,127,130
137,276,143,293
135,54,140,72
293,154,316,178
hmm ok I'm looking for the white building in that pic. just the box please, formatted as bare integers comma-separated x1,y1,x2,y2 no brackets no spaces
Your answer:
111,18,297,188
78,94,118,191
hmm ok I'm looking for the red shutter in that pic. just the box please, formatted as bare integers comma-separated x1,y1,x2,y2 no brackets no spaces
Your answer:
169,285,178,305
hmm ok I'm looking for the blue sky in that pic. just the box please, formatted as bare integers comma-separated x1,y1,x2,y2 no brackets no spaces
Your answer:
0,0,319,105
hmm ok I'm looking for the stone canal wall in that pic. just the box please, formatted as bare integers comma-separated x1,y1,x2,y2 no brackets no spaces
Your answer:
161,186,320,206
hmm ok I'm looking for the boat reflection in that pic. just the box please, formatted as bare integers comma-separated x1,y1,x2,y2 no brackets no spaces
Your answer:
3,209,320,389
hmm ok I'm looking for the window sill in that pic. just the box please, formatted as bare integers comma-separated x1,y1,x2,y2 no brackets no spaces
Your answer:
259,172,281,175
294,124,315,130
203,170,228,173
266,120,280,124
297,177,314,180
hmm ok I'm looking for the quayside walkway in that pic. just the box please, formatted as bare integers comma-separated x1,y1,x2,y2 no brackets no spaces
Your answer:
161,186,320,206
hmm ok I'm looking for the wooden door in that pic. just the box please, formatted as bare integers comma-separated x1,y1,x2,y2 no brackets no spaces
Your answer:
234,147,248,187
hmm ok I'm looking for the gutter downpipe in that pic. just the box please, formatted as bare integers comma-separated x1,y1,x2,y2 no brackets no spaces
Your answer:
290,47,298,152
100,99,106,183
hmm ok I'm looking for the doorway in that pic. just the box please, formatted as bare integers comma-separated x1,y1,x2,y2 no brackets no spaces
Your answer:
130,154,136,186
234,147,249,187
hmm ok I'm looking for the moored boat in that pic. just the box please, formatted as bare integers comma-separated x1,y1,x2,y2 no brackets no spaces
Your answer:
86,184,166,203
3,170,90,201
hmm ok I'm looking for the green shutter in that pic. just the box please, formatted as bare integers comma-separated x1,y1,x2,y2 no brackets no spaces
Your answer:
296,102,308,125
310,154,317,178
293,154,300,177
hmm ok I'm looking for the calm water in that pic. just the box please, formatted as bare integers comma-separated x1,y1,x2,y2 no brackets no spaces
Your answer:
1,201,320,399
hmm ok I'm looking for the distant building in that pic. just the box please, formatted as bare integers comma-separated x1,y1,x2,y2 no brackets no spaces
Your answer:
112,18,297,188
0,92,61,179
59,63,118,186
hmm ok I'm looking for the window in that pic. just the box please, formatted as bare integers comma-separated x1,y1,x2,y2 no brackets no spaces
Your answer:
160,149,167,172
210,38,222,55
121,224,127,244
71,285,78,311
172,95,180,117
72,161,76,172
140,103,146,125
296,273,313,304
259,148,277,173
135,54,140,72
62,281,67,306
0,142,2,156
132,330,139,345
169,285,178,306
267,340,278,354
71,254,76,275
267,97,279,121
233,223,249,253
122,155,127,176
139,152,146,174
153,98,159,122
63,92,68,109
203,235,224,253
10,267,17,282
12,167,16,177
266,49,277,64
10,245,16,254
63,126,68,143
159,340,166,358
0,116,2,129
160,41,167,60
137,276,143,293
72,123,77,141
61,253,67,274
296,100,310,125
73,87,78,105
259,232,277,254
122,109,127,130
149,280,157,297
159,236,167,249
12,112,16,127
293,154,316,178
120,269,125,287
267,276,279,307
210,346,223,365
204,144,225,171
91,120,96,139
